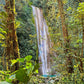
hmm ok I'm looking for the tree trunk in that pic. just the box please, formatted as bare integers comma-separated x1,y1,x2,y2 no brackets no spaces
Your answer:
57,0,73,73
4,0,20,72
80,17,84,72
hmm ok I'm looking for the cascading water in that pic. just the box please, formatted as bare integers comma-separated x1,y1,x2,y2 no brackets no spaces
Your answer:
32,6,51,75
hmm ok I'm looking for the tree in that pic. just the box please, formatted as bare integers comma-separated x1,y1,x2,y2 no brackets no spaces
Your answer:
4,0,20,71
77,2,84,72
57,0,73,73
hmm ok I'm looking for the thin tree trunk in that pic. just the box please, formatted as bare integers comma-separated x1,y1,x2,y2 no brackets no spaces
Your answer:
57,0,73,73
4,0,20,72
80,17,84,72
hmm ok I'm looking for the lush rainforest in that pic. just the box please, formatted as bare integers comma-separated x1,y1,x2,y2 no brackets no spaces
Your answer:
0,0,84,84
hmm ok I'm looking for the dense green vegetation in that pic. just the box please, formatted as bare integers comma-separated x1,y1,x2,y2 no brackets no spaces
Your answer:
0,0,84,84
16,3,37,60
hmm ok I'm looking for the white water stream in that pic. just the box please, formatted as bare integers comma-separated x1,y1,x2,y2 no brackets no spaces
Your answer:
32,6,51,75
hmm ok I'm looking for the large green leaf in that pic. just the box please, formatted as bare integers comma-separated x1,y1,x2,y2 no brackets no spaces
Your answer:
11,59,17,66
16,68,29,83
17,58,25,62
25,55,32,61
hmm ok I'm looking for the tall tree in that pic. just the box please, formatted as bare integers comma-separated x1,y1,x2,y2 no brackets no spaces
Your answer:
57,0,73,73
4,0,20,71
77,2,84,72
80,17,84,72
80,11,84,72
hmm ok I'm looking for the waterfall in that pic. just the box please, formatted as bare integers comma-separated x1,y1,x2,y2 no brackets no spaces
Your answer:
32,6,51,75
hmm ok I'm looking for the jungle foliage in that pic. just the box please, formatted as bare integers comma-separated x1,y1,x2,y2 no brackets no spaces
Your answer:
0,0,84,84
32,0,84,83
16,3,37,60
